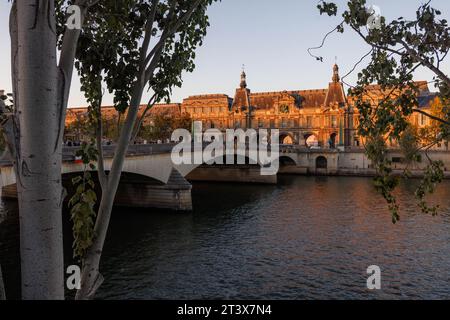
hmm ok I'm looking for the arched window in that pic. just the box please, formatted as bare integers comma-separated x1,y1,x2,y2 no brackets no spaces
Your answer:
306,135,319,147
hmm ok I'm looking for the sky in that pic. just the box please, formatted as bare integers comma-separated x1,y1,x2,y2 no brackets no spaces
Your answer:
1,0,450,108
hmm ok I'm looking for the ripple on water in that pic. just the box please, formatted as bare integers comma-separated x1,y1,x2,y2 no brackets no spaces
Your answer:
2,176,450,299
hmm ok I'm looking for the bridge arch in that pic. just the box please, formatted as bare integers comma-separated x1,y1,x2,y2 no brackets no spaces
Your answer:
176,149,262,177
60,153,175,184
279,156,297,167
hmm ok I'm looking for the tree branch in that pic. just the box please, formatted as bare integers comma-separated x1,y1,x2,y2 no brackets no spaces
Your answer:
307,21,344,62
138,0,159,72
56,0,100,150
143,1,177,68
412,108,450,126
349,24,450,87
131,93,157,142
144,0,203,74
350,24,407,57
94,88,107,190
399,40,450,87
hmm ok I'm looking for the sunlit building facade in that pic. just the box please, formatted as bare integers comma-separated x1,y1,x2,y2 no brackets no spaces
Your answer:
66,64,442,149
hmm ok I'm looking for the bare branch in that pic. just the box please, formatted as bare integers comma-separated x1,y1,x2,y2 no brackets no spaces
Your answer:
341,48,373,88
307,21,344,62
350,24,407,57
348,24,450,87
399,40,450,87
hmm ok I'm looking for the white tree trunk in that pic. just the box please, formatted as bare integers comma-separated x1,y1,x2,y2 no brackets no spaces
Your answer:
13,0,64,299
74,1,204,299
75,85,144,300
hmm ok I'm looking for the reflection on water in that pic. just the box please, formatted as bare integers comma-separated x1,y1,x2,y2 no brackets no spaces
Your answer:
2,176,450,299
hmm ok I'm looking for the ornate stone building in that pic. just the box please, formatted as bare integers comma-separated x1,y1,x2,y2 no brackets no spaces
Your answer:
66,64,440,148
181,64,436,148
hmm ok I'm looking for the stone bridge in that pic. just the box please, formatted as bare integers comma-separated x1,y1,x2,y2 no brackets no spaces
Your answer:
0,144,286,211
0,143,398,211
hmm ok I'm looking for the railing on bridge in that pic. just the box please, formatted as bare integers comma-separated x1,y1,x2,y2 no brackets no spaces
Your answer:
62,143,177,160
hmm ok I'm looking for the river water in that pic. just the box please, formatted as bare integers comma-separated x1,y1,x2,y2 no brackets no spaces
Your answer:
1,176,450,299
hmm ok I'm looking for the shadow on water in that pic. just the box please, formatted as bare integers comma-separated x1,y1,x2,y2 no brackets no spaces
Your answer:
2,176,450,299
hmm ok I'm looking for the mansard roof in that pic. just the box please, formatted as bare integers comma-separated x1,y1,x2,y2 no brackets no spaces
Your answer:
246,89,328,110
229,64,347,110
184,93,231,100
67,67,434,118
183,94,232,109
418,93,439,108
66,103,181,125
362,81,430,95
295,89,328,108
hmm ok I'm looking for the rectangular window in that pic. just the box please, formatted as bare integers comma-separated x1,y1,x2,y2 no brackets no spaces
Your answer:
307,116,313,128
420,114,427,126
331,116,337,128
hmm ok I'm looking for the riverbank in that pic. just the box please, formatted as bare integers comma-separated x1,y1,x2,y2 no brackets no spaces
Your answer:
277,148,450,179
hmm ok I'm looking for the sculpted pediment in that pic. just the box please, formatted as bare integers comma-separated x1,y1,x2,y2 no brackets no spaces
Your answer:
278,91,296,103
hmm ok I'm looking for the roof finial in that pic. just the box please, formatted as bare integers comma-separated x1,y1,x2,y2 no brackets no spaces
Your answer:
240,65,247,89
332,62,340,83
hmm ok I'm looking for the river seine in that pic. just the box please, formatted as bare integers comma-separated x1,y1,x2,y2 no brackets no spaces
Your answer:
1,176,450,299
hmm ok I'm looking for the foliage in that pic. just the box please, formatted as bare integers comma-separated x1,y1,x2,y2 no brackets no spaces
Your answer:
419,97,450,145
65,113,90,142
415,160,444,216
55,0,217,269
399,125,420,163
139,112,191,141
315,0,450,222
0,93,13,153
68,143,98,259
56,0,215,114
